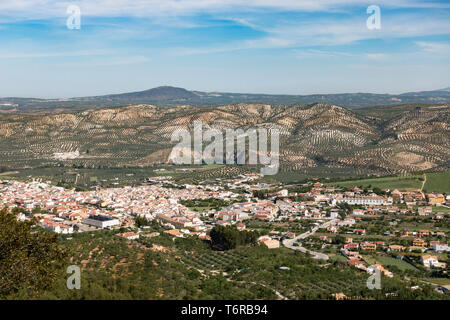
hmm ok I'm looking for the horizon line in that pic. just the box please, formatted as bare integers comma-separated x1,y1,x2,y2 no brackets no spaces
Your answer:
1,85,449,100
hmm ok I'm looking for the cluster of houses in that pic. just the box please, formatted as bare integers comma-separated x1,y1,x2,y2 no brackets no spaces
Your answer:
0,179,224,236
2,177,447,269
390,188,449,206
214,200,278,224
339,234,448,271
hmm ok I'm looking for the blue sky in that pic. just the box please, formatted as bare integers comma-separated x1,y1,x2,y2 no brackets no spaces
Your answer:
0,0,449,98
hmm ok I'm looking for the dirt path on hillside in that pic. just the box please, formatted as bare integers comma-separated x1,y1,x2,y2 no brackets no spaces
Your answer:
420,173,427,195
226,278,288,300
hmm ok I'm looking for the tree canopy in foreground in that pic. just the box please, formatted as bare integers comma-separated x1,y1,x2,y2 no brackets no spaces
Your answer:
0,207,66,298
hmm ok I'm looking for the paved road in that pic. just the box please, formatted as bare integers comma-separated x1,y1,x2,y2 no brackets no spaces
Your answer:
283,219,338,260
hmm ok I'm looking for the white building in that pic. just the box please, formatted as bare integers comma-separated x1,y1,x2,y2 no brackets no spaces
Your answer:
83,215,120,229
116,232,139,240
329,210,340,219
336,195,392,206
421,255,439,268
338,218,356,226
40,219,73,234
433,243,450,253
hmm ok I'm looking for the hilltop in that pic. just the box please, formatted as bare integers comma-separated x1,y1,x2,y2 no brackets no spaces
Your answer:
98,86,198,101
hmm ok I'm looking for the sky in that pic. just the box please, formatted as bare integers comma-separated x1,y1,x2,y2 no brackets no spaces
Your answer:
0,0,449,98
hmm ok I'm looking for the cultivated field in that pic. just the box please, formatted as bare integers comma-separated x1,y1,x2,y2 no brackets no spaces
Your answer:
424,171,450,193
327,175,424,191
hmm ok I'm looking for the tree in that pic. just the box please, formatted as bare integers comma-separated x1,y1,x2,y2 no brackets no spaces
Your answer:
333,235,346,244
372,187,383,195
0,207,66,298
135,216,151,228
252,190,266,200
210,225,258,250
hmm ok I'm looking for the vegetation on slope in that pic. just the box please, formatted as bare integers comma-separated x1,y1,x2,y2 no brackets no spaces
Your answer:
0,208,66,298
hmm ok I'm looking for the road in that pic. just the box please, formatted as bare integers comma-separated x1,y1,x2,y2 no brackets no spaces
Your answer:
283,219,338,260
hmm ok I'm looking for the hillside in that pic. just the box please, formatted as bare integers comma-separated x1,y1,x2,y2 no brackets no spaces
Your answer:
0,103,448,178
2,86,450,113
8,228,441,300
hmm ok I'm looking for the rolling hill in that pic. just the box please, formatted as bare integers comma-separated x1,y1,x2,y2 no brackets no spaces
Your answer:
0,102,447,178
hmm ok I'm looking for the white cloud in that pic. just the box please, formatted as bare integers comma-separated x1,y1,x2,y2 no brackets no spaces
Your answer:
0,0,449,20
416,41,450,54
172,12,450,56
293,49,355,58
0,49,112,59
1,1,449,62
95,55,151,66
292,49,392,61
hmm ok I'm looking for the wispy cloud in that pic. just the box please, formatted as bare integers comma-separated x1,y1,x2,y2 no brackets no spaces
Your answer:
293,49,355,57
0,49,112,59
94,55,151,66
171,12,450,56
0,0,448,96
365,53,389,60
292,49,391,61
2,1,449,51
1,0,449,20
416,41,450,54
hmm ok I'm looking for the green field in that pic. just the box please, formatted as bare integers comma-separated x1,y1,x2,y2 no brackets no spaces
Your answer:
328,254,348,262
326,171,449,193
375,256,418,271
327,175,424,190
424,172,450,193
363,255,417,271
432,206,450,213
424,278,450,286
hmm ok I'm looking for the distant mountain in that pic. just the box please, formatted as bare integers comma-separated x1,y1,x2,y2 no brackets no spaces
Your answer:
101,86,198,101
1,86,450,113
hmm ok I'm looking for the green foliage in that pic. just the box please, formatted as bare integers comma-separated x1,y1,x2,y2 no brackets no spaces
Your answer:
252,190,267,200
3,227,447,300
180,198,237,211
424,172,450,193
210,225,258,250
134,216,152,228
0,207,66,298
329,175,423,191
288,185,312,193
333,235,346,245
